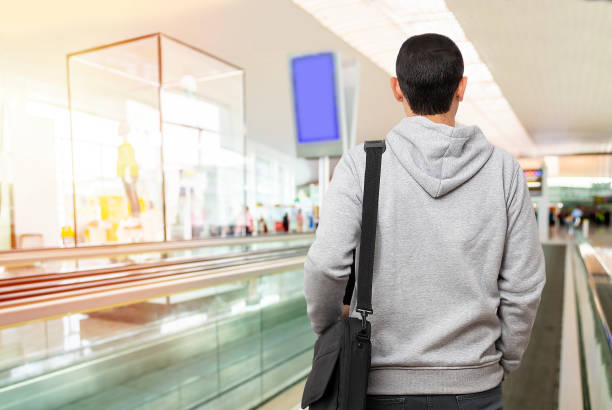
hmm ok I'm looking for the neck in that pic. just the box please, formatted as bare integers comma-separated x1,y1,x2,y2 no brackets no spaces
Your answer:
421,112,455,127
404,104,457,127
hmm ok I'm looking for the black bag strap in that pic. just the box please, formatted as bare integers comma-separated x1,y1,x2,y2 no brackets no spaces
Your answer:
356,140,385,324
342,249,356,306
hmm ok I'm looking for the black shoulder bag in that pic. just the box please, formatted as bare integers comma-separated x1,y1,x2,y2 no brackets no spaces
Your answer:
301,140,385,410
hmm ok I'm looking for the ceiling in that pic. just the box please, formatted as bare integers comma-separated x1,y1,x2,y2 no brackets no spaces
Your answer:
2,0,610,157
446,0,612,156
293,0,612,157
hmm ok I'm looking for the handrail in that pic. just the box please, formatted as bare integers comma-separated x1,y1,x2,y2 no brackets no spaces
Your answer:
575,237,612,351
0,254,307,328
0,232,314,266
0,247,309,301
573,234,612,410
0,246,309,284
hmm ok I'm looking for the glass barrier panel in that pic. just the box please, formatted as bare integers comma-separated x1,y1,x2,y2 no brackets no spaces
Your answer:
0,266,314,409
573,242,612,410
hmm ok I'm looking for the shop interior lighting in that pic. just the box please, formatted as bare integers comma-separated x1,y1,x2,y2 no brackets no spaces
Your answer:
548,177,612,188
292,0,539,156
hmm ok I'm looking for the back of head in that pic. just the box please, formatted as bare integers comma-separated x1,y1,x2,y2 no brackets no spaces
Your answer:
396,33,464,115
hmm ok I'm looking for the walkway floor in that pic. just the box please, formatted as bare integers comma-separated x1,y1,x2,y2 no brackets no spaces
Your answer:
502,244,565,410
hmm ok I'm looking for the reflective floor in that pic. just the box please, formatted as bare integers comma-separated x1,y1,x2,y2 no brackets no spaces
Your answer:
502,244,565,409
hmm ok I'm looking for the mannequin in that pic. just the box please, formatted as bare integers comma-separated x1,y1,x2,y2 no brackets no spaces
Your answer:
116,121,140,216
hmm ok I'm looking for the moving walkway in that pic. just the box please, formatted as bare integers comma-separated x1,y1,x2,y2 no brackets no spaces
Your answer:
571,235,612,410
0,232,610,410
0,234,315,410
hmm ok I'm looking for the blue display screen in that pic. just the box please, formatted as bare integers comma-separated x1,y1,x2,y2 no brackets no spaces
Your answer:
291,53,340,144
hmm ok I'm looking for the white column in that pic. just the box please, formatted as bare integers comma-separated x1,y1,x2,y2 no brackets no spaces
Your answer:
10,94,61,248
318,156,330,208
537,166,549,242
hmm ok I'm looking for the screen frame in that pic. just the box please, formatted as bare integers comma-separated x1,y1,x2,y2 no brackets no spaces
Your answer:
289,52,346,159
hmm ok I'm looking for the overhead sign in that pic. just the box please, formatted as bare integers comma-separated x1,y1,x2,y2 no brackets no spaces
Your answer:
524,169,543,195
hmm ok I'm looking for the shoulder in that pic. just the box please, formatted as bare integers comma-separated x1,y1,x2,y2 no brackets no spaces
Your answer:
488,147,529,205
338,143,366,177
343,140,387,167
344,143,366,163
489,146,522,180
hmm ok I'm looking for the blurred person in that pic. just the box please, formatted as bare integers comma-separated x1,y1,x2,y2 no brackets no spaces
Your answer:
258,217,268,234
304,34,545,409
571,206,583,228
245,206,254,236
282,212,289,232
171,183,189,240
190,189,205,239
296,208,304,232
557,209,565,227
549,207,555,226
225,206,238,236
595,210,605,226
565,213,574,233
568,206,583,235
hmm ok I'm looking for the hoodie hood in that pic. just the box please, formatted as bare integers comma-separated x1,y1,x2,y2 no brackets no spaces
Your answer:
386,116,494,198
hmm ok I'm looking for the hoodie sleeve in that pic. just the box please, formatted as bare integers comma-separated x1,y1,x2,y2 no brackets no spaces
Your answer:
496,164,546,374
304,152,362,334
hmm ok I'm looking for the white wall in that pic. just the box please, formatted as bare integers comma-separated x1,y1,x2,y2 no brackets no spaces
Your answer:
0,0,404,155
10,106,61,247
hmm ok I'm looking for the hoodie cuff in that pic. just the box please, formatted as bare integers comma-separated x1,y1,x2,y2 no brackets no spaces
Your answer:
500,358,520,375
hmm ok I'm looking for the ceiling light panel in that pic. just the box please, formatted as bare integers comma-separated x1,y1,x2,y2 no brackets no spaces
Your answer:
292,0,538,157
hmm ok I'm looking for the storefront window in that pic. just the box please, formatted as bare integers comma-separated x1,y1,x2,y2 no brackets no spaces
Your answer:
66,33,246,245
1,33,314,250
160,35,245,239
68,36,164,245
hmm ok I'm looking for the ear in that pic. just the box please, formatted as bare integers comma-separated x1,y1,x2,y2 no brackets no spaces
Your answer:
390,77,404,102
456,77,468,102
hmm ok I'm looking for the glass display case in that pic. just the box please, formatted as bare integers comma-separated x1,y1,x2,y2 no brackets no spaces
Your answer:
67,33,245,246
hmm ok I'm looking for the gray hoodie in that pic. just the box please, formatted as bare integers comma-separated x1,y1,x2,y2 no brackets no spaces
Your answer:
304,115,546,395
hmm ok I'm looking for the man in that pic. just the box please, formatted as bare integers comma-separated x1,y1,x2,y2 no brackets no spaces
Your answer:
304,34,545,408
244,206,254,236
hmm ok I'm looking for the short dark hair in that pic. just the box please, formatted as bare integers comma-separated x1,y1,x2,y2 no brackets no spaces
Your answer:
395,34,464,115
